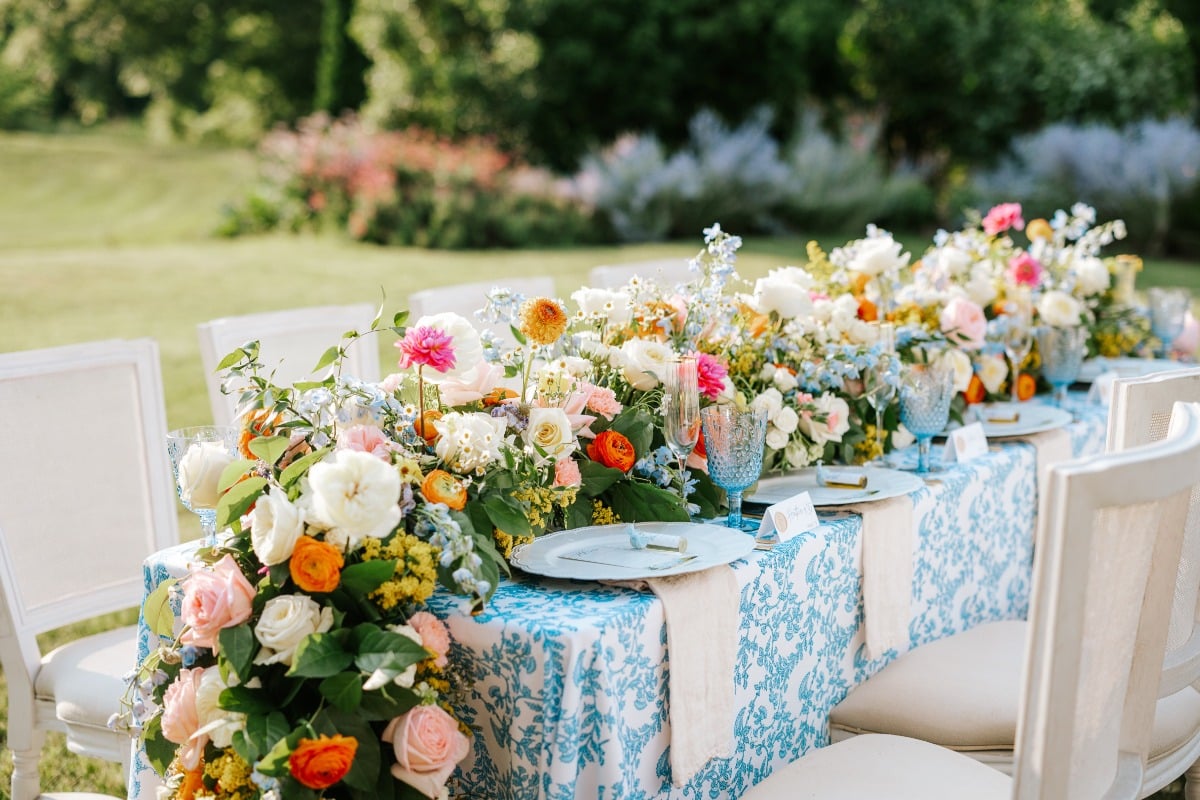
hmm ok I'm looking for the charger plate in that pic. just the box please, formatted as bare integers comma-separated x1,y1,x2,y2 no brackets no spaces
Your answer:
1076,357,1186,383
746,466,923,508
510,521,756,581
967,403,1073,438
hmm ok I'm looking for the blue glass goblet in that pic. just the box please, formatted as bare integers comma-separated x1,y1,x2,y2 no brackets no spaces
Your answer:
898,362,955,474
1036,325,1088,408
700,405,768,530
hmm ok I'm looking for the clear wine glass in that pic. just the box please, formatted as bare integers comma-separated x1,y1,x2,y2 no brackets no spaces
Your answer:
898,362,955,474
1148,287,1191,359
661,357,700,508
1036,325,1088,408
700,405,768,530
1003,298,1033,405
863,354,898,464
166,425,239,545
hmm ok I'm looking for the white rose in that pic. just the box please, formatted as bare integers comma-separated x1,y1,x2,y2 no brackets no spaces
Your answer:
752,275,813,320
433,411,508,473
250,490,305,566
771,368,798,393
1073,256,1110,297
307,449,402,551
751,388,784,420
939,348,974,393
253,594,335,667
785,439,820,469
572,287,633,327
619,339,675,391
848,235,909,277
177,441,235,510
765,426,790,451
523,407,577,465
773,405,800,435
363,624,421,691
194,666,244,748
937,246,972,277
798,393,851,447
976,354,1009,395
1038,290,1084,327
892,422,916,450
412,312,484,382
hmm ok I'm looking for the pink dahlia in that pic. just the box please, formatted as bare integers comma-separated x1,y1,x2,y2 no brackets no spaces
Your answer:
691,352,729,401
982,203,1025,236
396,326,456,373
1007,252,1043,287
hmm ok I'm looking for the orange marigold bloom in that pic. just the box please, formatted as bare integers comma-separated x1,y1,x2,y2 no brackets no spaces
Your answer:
421,469,468,511
1016,373,1037,401
290,535,345,593
518,297,568,346
964,374,986,405
587,430,637,472
288,734,358,790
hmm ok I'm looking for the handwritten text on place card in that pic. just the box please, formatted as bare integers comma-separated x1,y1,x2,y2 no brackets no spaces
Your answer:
943,421,988,463
757,491,820,543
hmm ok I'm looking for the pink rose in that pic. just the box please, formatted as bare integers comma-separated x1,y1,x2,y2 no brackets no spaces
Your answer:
982,202,1025,236
338,424,394,461
690,351,729,401
160,667,207,769
408,611,451,669
1174,311,1200,358
553,457,582,488
939,297,987,350
1007,252,1043,287
179,554,256,651
382,705,471,799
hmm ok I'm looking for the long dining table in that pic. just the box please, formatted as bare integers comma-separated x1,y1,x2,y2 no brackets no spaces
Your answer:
130,397,1107,800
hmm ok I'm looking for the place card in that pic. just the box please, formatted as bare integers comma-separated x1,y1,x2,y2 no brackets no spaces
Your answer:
756,491,820,544
943,421,988,463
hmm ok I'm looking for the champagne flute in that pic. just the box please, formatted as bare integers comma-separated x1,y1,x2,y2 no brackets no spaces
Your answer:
1003,295,1033,405
661,357,701,507
863,353,897,464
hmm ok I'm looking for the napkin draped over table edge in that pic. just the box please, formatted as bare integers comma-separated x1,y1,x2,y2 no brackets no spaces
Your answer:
842,494,915,660
603,565,738,787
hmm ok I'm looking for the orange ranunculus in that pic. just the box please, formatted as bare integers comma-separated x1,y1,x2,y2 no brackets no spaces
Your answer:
421,469,467,511
964,374,986,405
288,734,358,790
482,387,518,407
413,410,443,444
1017,373,1037,401
587,430,637,472
1026,218,1053,241
289,535,345,593
178,762,205,800
239,408,281,459
857,297,878,322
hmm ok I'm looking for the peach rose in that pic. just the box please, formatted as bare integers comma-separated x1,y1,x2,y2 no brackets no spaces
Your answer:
382,705,470,799
408,611,451,669
179,554,256,651
337,424,394,461
160,668,207,770
938,296,987,350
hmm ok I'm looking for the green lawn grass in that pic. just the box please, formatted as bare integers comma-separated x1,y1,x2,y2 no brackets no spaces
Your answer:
0,128,1192,797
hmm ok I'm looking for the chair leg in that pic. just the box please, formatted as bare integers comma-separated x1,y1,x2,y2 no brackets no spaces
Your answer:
10,729,46,800
1185,760,1200,800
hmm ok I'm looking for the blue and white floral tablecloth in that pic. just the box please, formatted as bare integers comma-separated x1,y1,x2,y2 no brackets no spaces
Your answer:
131,398,1106,800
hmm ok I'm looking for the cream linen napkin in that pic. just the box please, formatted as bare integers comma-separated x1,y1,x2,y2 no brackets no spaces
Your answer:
1023,427,1073,545
843,494,915,659
605,564,738,785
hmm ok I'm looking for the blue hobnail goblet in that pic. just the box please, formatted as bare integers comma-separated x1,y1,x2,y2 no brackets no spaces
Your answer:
1148,287,1191,359
898,362,955,475
700,405,768,530
1036,325,1088,408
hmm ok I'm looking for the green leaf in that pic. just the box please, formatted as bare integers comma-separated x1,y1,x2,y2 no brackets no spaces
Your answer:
218,624,256,684
392,310,409,328
256,726,307,778
612,407,654,457
288,632,354,678
354,628,427,674
143,715,176,776
340,559,397,596
142,578,177,639
319,672,363,712
279,446,332,488
577,461,625,497
313,708,380,793
219,685,275,715
248,435,290,466
234,708,289,764
216,344,252,371
481,492,532,537
565,495,594,529
312,345,341,373
510,323,527,346
217,459,257,493
215,476,267,529
608,482,690,523
357,683,419,720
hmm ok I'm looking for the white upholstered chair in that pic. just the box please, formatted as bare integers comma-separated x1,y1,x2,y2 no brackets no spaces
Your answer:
1107,366,1200,451
746,402,1200,799
407,276,557,350
198,303,380,426
586,258,694,289
0,339,180,800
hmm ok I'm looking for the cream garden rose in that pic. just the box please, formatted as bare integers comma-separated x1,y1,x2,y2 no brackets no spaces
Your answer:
571,287,633,326
847,234,909,277
522,407,577,465
250,490,305,566
797,393,851,447
1038,290,1084,327
939,348,974,393
976,354,1009,395
194,666,245,748
253,594,335,667
176,440,235,509
1073,255,1111,297
752,272,814,319
619,338,675,391
433,412,507,474
306,449,402,551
